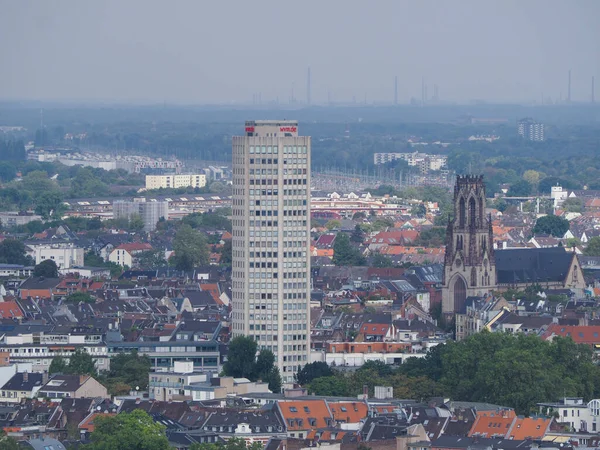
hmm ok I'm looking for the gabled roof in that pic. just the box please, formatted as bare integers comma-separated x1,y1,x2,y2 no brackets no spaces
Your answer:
115,242,153,252
20,277,62,290
1,372,44,391
542,324,600,345
468,410,516,438
277,399,332,430
495,248,575,285
508,416,552,440
0,301,24,319
328,401,368,423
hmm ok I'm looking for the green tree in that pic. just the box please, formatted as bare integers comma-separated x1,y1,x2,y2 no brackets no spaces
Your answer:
325,219,341,230
308,376,350,396
128,214,145,232
33,259,59,278
584,237,600,256
507,179,532,197
532,214,570,237
371,253,394,268
561,198,585,213
411,203,427,218
295,361,334,385
83,409,170,450
415,227,446,247
220,239,232,266
0,429,19,450
371,217,395,231
66,292,95,303
350,224,365,243
135,249,166,269
190,437,263,450
0,239,33,265
172,224,209,270
223,336,258,378
106,350,151,391
254,349,281,392
67,348,97,376
49,356,68,375
333,233,366,266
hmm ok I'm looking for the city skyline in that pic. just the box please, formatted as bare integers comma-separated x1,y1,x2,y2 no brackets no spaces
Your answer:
0,0,599,105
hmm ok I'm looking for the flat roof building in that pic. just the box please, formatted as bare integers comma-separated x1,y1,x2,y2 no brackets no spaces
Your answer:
231,120,311,382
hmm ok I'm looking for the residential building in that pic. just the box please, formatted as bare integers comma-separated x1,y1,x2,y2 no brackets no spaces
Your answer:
0,371,46,403
538,398,600,432
26,241,84,269
145,174,207,190
113,198,168,232
0,212,42,227
108,242,153,267
231,120,311,382
37,374,108,400
517,118,545,142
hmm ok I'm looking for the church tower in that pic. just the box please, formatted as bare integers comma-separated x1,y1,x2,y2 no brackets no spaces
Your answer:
442,175,496,314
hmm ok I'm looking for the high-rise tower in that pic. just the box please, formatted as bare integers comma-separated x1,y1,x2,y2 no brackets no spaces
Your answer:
442,175,496,314
231,120,311,382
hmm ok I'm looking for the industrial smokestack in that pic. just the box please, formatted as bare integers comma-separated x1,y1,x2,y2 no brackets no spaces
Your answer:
307,67,311,105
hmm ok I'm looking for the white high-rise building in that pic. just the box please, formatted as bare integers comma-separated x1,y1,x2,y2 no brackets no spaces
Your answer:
517,118,545,142
231,120,311,382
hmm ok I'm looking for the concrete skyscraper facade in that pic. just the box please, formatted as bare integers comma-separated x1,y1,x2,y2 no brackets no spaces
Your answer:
231,120,311,382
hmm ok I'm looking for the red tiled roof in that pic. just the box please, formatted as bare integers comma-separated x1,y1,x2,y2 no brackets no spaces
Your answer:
542,325,600,345
360,324,390,336
278,400,332,430
0,301,23,319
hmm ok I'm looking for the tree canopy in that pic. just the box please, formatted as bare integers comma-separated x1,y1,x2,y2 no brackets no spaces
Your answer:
584,236,600,256
190,437,263,450
303,332,600,415
295,361,334,385
532,214,570,237
223,336,281,393
333,233,366,266
0,239,34,265
83,410,170,450
172,224,209,270
33,259,59,278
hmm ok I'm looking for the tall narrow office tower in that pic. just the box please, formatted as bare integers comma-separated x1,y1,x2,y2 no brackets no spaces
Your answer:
231,121,311,382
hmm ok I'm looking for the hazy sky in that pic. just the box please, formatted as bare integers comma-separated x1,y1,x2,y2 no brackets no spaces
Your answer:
1,0,599,104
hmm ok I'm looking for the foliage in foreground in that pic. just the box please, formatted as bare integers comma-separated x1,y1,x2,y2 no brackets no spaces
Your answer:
83,410,170,450
304,332,600,415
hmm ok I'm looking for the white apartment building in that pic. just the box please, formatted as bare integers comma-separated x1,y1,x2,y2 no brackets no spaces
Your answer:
231,120,311,383
539,398,600,433
27,241,84,269
145,174,207,190
373,152,447,172
517,118,545,142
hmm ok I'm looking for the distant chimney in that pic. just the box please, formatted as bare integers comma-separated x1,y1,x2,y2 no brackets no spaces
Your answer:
23,371,29,383
80,375,88,385
42,372,49,384
363,384,369,398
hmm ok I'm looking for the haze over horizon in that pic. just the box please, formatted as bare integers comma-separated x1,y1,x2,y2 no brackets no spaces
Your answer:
1,0,599,105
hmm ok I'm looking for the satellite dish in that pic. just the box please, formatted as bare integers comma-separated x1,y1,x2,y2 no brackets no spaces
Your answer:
97,406,101,411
